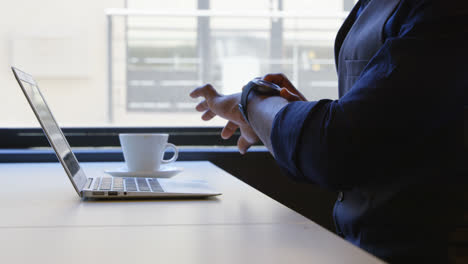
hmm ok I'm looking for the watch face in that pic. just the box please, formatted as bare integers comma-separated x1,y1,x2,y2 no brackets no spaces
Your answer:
251,79,281,94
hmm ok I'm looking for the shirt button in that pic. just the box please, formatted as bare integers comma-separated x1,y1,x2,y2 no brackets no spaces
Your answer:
337,191,344,202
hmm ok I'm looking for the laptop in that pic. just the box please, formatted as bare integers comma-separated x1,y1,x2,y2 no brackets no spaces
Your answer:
12,66,221,199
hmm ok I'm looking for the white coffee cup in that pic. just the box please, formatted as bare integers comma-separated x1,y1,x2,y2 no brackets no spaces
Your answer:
119,133,179,172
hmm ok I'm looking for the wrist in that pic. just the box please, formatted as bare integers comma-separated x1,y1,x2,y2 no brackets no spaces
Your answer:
238,79,281,124
244,94,289,156
246,92,268,118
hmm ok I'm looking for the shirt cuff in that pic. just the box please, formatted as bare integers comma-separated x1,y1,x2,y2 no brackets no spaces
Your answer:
270,101,321,181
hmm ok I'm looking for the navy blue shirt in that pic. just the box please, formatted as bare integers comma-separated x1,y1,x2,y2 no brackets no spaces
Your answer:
271,0,466,262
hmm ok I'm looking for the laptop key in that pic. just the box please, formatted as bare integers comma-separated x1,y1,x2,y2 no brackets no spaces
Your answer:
85,178,93,190
148,179,164,193
100,178,112,190
124,178,137,192
137,178,150,192
112,177,124,191
93,177,101,190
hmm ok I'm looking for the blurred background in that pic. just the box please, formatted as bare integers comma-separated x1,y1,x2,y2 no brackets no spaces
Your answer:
0,0,354,127
0,0,355,236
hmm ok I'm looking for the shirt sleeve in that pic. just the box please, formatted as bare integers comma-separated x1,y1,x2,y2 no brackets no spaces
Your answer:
270,1,466,190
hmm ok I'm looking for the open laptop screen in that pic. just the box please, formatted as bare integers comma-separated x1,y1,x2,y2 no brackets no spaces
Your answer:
12,67,88,195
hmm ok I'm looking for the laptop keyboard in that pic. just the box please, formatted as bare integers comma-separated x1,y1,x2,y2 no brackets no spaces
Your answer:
91,177,164,192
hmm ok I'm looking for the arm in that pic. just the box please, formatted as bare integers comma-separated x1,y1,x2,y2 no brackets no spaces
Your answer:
190,2,463,190
270,3,466,189
189,74,304,155
246,73,307,155
245,94,289,156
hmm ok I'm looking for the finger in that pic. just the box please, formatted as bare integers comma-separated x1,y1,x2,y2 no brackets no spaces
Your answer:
190,84,218,100
297,92,307,101
237,136,252,155
262,73,282,83
280,88,302,101
221,121,239,139
195,100,209,112
201,110,217,121
289,88,307,101
262,73,293,89
262,73,307,100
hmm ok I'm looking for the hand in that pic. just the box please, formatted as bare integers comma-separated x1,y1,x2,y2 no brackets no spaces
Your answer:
190,84,259,154
262,73,307,101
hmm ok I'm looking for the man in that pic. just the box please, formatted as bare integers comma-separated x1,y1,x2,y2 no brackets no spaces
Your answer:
190,0,466,263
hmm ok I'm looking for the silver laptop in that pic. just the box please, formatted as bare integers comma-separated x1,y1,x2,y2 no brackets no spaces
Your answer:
12,66,221,199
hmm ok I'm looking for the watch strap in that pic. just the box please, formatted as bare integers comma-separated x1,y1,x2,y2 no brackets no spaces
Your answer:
238,81,257,123
238,80,282,124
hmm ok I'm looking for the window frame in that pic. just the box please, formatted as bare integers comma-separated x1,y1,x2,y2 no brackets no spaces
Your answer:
1,4,350,155
0,127,240,149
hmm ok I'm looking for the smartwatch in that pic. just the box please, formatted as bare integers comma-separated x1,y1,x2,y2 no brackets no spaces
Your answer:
238,78,281,124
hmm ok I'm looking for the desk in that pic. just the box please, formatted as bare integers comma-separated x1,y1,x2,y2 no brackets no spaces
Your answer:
0,161,384,263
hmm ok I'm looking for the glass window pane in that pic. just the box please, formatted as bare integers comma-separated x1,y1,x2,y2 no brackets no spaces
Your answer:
1,0,347,128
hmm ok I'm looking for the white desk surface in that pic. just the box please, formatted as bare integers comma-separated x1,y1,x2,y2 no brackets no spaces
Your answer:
0,161,384,264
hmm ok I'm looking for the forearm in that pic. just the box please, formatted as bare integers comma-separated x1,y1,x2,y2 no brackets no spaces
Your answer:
246,94,289,156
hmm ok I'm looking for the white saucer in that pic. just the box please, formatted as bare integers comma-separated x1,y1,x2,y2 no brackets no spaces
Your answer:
104,166,183,178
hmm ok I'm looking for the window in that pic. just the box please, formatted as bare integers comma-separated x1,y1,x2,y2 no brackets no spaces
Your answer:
0,0,350,148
